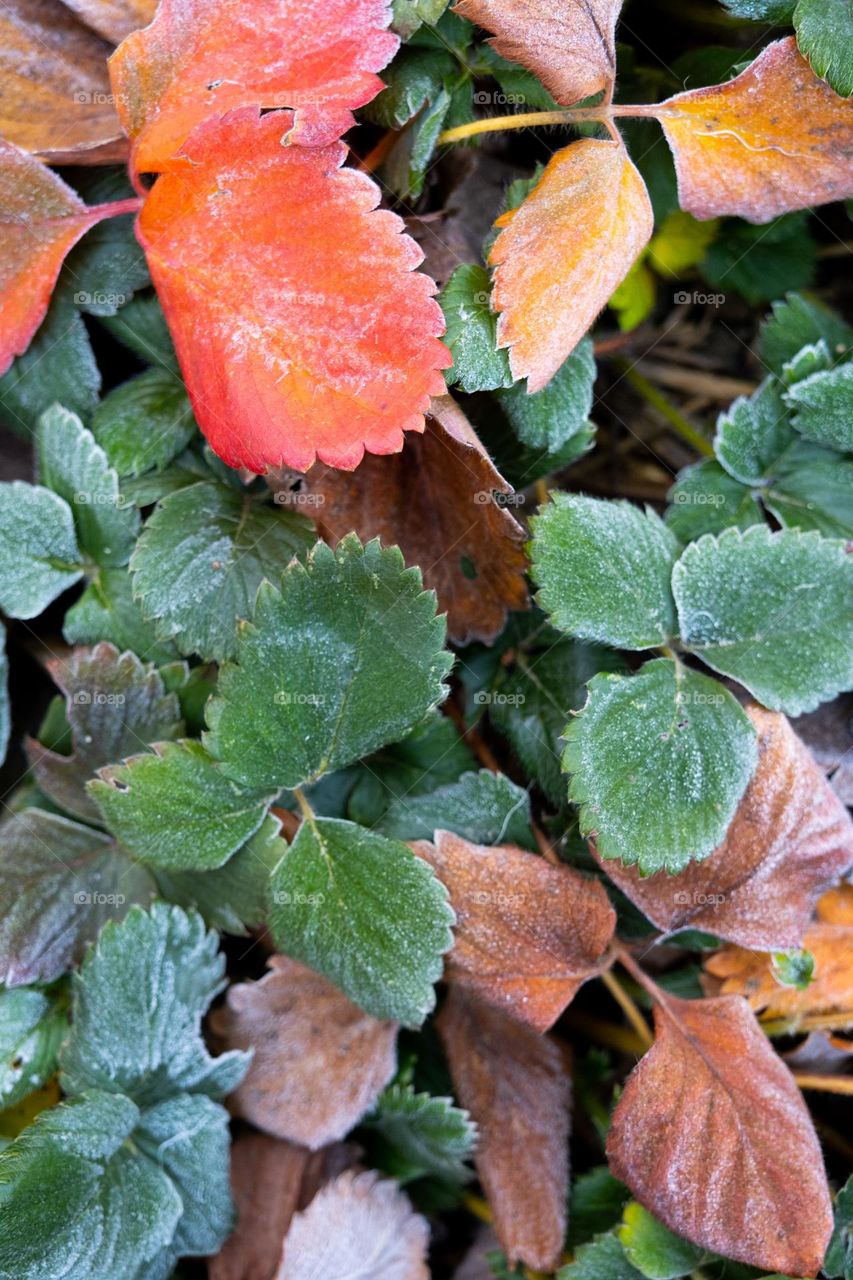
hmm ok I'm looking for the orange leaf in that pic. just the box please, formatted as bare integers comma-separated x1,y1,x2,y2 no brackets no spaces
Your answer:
607,992,833,1277
705,923,853,1021
490,138,652,392
62,0,157,45
209,955,398,1149
137,109,448,473
109,0,398,169
598,707,853,950
438,989,570,1271
817,881,853,925
0,0,126,163
454,0,621,107
412,829,614,1030
0,140,123,373
655,37,853,223
275,395,528,644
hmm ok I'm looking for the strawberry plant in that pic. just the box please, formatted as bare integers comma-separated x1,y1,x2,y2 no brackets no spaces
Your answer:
0,1,852,1278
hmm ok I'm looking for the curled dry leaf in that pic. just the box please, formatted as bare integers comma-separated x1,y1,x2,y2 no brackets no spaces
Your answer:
277,1169,429,1280
438,988,570,1272
276,396,528,644
209,1131,358,1280
109,0,398,168
607,992,833,1277
0,140,120,372
59,0,157,45
704,923,853,1021
656,38,853,223
137,109,448,473
0,0,127,163
598,706,853,950
453,0,621,107
490,138,652,391
209,955,398,1150
412,829,614,1030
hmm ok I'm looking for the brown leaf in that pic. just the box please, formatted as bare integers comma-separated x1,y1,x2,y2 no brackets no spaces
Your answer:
489,138,652,391
277,1169,429,1280
437,988,570,1271
655,37,853,222
273,395,528,645
0,0,126,163
61,0,156,44
454,0,621,107
704,923,853,1021
413,830,614,1031
607,992,833,1277
209,956,398,1149
208,1133,358,1280
598,706,853,949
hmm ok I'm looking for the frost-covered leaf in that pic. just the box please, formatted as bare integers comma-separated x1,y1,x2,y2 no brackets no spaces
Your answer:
794,0,853,97
61,0,158,45
211,955,397,1149
371,769,534,848
364,1080,475,1184
60,902,249,1106
531,494,679,650
439,989,570,1272
37,405,139,568
714,378,794,486
566,659,758,873
413,830,614,1030
494,338,595,454
0,290,100,434
665,461,762,542
206,537,451,791
91,369,195,478
0,808,155,986
62,167,152,318
673,526,853,715
96,289,178,373
440,264,513,394
131,480,314,662
0,986,67,1109
759,293,852,377
26,642,182,823
785,362,853,453
599,706,853,949
703,212,816,306
0,481,83,618
91,740,273,871
782,339,833,385
568,1168,631,1250
764,439,853,539
0,626,8,767
269,817,453,1026
618,1203,706,1280
63,567,180,665
558,1231,645,1280
824,1172,853,1280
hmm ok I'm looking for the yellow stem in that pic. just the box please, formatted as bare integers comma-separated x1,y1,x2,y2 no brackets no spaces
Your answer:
601,968,654,1049
793,1073,853,1096
463,1192,492,1224
438,102,662,145
615,361,715,458
761,1009,853,1036
292,787,315,824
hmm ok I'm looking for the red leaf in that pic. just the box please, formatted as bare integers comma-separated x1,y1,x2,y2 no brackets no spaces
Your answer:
109,0,398,169
607,992,833,1277
655,37,853,222
413,829,614,1030
136,109,449,472
490,138,652,391
438,989,571,1271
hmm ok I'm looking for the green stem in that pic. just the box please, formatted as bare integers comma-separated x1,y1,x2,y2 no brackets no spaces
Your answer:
614,360,715,458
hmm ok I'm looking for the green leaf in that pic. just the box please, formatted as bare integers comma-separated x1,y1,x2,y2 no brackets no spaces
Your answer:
794,0,853,96
721,0,794,17
781,339,833,384
763,439,853,537
130,481,314,662
95,289,179,373
0,986,67,1109
618,1202,706,1279
672,525,853,714
609,260,657,332
91,740,272,871
785,362,853,453
558,1231,645,1280
206,537,452,790
368,45,456,128
392,0,450,39
665,460,763,541
0,481,83,618
268,816,453,1025
0,1091,182,1280
369,768,534,847
759,293,852,377
0,291,100,437
494,338,595,453
92,370,196,478
703,214,815,305
531,495,679,650
477,44,560,110
771,947,815,989
824,1172,853,1280
714,378,794,485
0,808,155,986
440,265,513,394
63,168,151,316
363,1081,476,1183
27,643,183,824
37,405,139,568
0,627,8,767
63,567,180,665
347,712,474,829
564,659,758,873
60,902,248,1106
568,1168,631,1250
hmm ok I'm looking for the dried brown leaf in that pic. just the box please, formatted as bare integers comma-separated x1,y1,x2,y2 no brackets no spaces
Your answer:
209,956,398,1150
607,992,833,1277
437,988,570,1271
598,706,853,949
61,0,156,44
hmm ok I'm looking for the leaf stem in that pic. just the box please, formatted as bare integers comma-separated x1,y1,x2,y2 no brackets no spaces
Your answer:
601,967,654,1049
614,360,715,458
91,196,145,220
791,1073,853,1096
292,786,316,825
438,102,663,145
